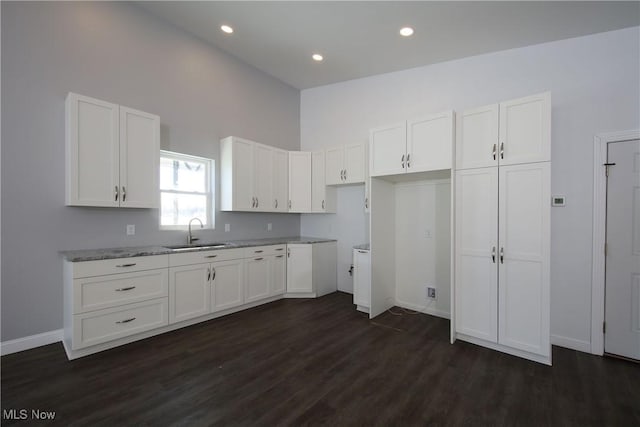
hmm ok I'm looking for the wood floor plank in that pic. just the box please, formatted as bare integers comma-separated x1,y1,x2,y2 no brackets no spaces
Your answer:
2,292,639,426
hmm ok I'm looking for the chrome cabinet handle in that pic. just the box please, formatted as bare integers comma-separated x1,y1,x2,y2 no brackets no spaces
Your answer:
344,169,347,181
211,267,216,281
116,317,136,324
122,186,126,202
322,200,325,209
274,199,278,209
275,248,284,251
115,286,136,292
289,200,292,209
254,250,263,253
287,248,290,258
365,197,368,209
358,250,368,254
401,154,405,168
500,247,504,264
256,197,259,208
407,153,411,168
276,255,284,258
491,246,496,263
254,257,264,261
207,267,211,281
116,263,136,268
500,142,504,160
492,144,497,160
205,255,217,258
115,186,119,201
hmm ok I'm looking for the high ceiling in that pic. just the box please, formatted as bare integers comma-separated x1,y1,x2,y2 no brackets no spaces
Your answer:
137,1,640,89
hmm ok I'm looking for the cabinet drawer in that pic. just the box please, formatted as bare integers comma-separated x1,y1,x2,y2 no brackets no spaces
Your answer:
243,245,286,258
169,248,244,267
74,269,168,314
72,255,169,278
72,298,168,349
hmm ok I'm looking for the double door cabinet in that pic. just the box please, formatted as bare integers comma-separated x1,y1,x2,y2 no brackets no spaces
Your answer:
66,92,160,208
370,111,454,177
220,136,289,212
453,92,551,364
325,143,366,185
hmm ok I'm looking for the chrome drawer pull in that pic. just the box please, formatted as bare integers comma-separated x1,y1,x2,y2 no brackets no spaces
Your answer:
211,267,216,281
492,144,497,160
254,257,264,261
116,263,136,268
115,286,136,292
275,248,284,251
116,317,136,324
254,250,263,253
276,255,284,258
205,255,217,258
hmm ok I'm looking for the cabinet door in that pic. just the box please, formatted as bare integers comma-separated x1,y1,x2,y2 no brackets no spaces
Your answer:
456,104,499,170
353,249,371,308
370,123,406,177
312,151,327,212
344,143,366,183
288,152,312,212
254,143,273,211
272,149,289,212
407,111,453,173
119,106,160,208
454,167,498,342
271,254,286,296
65,93,119,207
245,256,271,303
233,138,255,211
498,163,550,357
169,264,211,324
211,259,244,312
499,92,551,166
286,244,313,293
325,146,344,185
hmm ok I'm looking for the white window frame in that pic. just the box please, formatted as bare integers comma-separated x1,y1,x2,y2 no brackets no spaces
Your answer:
159,150,215,231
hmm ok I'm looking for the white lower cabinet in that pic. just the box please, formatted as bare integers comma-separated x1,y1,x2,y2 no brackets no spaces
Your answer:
352,248,370,313
211,259,244,312
286,242,337,296
169,263,211,324
245,256,271,303
286,244,313,293
271,254,286,295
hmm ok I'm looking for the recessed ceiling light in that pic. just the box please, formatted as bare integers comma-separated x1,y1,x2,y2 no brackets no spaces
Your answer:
399,27,414,37
312,53,324,62
221,25,234,34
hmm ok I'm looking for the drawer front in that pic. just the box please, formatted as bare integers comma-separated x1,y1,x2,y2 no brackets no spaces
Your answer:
243,244,286,258
72,298,168,349
74,269,168,314
72,255,169,278
169,248,244,267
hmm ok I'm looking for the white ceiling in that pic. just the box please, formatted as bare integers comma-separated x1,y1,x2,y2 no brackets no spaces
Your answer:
137,1,640,90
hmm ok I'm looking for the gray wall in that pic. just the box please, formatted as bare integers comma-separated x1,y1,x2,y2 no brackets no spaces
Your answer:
1,2,301,341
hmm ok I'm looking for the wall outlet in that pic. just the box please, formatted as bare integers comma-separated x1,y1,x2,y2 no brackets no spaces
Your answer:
427,286,436,299
126,224,135,236
224,224,230,232
424,229,432,239
267,223,272,231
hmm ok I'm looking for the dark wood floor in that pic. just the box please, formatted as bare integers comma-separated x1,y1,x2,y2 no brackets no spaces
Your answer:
2,292,639,426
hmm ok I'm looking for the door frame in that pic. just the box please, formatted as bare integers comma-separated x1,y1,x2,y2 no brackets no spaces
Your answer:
591,129,640,355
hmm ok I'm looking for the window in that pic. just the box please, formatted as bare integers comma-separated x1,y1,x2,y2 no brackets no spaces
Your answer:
160,150,214,229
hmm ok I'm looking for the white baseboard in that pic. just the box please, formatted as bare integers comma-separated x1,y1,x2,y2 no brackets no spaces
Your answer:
395,300,451,320
551,334,591,353
1,329,63,356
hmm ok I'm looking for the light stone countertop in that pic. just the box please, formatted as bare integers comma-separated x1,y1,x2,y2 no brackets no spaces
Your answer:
353,243,370,250
60,237,337,262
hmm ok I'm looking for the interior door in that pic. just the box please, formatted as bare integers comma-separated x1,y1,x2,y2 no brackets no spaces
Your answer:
454,167,498,342
605,139,640,360
407,111,453,173
369,123,406,177
253,143,273,211
119,106,160,208
498,162,550,358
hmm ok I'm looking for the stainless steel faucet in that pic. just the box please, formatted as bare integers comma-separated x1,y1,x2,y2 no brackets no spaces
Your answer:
188,218,203,245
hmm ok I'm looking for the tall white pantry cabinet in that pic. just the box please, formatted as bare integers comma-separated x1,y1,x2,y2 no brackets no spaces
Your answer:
453,92,551,365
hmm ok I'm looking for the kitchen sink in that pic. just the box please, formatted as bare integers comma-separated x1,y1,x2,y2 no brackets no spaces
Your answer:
165,243,230,251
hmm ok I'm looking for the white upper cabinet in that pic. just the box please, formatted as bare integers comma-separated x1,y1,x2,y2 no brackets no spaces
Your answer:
272,149,289,212
253,143,273,211
407,111,454,172
499,92,551,166
66,92,159,208
119,107,160,208
456,92,550,170
311,151,335,213
370,111,454,177
370,123,406,177
325,143,367,185
220,136,254,211
288,151,312,212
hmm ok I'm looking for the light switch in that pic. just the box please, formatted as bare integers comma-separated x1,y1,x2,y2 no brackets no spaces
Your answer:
267,223,273,231
225,224,230,232
126,224,135,235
